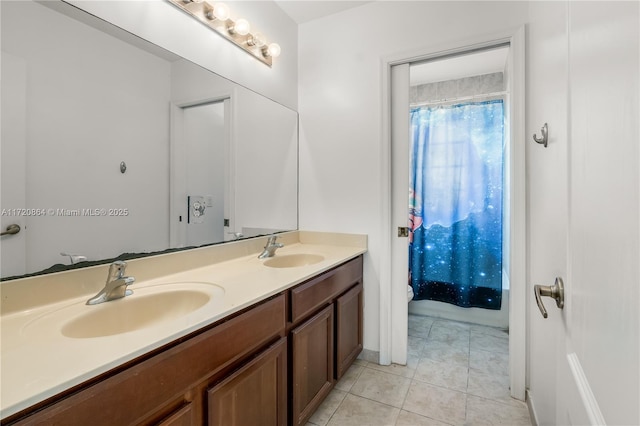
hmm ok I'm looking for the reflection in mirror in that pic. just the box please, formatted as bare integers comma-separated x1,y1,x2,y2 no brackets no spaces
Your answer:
0,0,298,279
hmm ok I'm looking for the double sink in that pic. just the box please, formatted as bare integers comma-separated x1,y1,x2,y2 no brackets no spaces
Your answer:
23,253,325,340
1,232,368,420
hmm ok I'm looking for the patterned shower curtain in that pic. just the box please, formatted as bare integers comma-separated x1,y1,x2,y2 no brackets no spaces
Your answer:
409,100,504,310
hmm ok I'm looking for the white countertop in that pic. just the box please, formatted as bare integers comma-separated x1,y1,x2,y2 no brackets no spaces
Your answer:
0,231,366,419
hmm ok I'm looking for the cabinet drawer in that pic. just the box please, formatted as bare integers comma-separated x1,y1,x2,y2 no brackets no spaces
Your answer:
290,256,363,324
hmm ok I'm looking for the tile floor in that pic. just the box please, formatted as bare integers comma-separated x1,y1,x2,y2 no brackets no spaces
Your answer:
306,314,532,426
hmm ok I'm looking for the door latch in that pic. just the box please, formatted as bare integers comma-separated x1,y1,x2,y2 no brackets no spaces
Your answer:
397,227,409,237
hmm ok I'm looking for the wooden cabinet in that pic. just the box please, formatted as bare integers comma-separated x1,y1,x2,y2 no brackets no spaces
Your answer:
291,305,334,426
5,295,286,426
208,337,287,426
157,403,194,426
289,256,363,425
3,255,364,426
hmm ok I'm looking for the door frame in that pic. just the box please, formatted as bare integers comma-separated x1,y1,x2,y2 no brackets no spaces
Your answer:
169,91,235,248
379,26,526,400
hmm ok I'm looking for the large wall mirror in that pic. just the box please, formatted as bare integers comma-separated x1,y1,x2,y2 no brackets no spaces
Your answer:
0,0,298,279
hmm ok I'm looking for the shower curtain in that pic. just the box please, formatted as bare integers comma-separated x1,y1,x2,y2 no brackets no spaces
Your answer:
409,100,504,310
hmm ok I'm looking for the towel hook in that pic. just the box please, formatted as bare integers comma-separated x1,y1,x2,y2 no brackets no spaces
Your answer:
533,123,548,147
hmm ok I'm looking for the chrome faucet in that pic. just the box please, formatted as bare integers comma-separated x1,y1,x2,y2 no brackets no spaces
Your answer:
258,236,284,259
86,261,135,305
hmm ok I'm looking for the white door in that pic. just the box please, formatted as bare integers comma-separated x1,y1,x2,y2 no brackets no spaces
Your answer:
529,2,639,424
560,2,639,424
170,98,231,248
183,101,226,246
390,63,410,365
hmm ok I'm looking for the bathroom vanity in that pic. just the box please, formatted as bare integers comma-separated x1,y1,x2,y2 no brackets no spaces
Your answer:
0,232,366,426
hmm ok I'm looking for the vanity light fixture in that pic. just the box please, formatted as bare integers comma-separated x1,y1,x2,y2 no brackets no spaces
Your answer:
206,2,229,21
228,18,250,36
169,0,281,67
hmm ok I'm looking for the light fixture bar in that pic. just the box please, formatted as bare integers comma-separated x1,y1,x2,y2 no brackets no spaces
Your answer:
167,0,278,67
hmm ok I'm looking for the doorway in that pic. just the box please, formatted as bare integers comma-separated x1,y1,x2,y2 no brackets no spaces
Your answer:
381,27,526,400
169,98,233,248
407,47,509,329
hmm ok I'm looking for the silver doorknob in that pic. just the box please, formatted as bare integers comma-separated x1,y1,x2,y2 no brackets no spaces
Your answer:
534,277,564,318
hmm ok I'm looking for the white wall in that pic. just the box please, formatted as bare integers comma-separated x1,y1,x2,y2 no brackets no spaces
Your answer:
234,89,298,237
67,0,298,110
298,1,529,355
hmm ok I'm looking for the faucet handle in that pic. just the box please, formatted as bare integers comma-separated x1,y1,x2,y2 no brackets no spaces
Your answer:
108,261,127,280
266,235,284,248
60,252,87,265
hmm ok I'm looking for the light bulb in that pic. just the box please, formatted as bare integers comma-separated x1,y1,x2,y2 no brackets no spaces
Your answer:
247,32,266,48
211,2,230,20
229,18,250,36
264,42,281,58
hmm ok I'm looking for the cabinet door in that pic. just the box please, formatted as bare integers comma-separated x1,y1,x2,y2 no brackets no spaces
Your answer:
208,337,287,426
156,403,194,426
291,305,334,426
335,282,363,379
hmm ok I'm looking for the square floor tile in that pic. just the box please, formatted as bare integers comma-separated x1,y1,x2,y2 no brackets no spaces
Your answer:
470,333,508,354
465,395,531,425
409,316,435,337
335,363,364,392
327,394,400,426
403,380,467,425
409,336,428,355
396,409,452,426
350,368,411,408
470,324,509,339
467,368,518,407
469,349,508,377
414,357,469,392
308,388,347,426
421,340,470,367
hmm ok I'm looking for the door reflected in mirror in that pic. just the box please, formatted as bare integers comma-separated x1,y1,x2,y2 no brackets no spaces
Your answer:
0,0,298,279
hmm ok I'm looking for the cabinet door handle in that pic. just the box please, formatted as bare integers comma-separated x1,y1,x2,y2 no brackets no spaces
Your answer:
534,277,564,318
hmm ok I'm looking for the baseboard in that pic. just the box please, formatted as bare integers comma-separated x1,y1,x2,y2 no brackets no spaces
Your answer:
526,389,539,426
566,352,606,425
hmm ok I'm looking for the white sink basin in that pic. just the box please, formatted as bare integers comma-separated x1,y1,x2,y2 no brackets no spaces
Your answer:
62,289,210,338
21,282,225,339
263,254,324,268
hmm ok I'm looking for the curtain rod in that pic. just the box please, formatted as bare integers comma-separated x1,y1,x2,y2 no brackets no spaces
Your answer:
410,90,507,108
